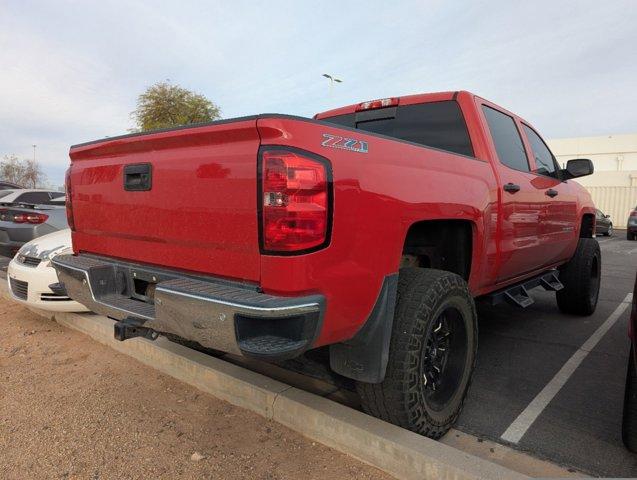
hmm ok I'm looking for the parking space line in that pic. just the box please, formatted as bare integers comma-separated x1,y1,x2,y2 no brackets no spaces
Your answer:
500,292,633,444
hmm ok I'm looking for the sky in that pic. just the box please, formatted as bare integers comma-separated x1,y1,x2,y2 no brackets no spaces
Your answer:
1,0,636,187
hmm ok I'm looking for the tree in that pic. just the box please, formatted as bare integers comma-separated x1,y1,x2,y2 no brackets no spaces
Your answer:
0,155,26,185
0,154,47,188
131,81,221,132
22,159,44,188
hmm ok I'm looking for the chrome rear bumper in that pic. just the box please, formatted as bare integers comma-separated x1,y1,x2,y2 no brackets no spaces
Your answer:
52,254,324,359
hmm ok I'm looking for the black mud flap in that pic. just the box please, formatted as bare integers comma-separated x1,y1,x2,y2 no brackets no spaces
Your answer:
329,274,398,383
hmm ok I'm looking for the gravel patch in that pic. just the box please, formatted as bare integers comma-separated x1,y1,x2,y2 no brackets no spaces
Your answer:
0,300,390,480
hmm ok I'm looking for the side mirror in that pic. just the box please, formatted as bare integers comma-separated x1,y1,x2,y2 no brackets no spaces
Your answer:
605,214,611,218
563,158,594,179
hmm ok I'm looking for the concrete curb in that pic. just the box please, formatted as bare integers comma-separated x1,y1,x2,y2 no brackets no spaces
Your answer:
1,280,526,480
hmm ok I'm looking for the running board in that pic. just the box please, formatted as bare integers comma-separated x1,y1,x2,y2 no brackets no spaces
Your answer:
486,270,563,308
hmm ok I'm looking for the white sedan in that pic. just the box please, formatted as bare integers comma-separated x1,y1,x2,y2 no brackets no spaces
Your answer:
7,229,88,312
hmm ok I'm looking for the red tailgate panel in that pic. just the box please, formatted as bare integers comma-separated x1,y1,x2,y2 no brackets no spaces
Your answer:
69,119,261,282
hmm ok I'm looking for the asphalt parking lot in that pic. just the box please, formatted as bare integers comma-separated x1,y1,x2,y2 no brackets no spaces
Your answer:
460,233,637,477
199,233,637,476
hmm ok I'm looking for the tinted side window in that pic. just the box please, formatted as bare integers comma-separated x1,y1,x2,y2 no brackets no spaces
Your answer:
15,192,51,204
481,106,529,172
522,125,557,177
323,101,474,157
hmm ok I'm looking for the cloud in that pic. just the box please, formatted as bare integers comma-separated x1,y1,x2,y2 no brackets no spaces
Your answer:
0,0,635,185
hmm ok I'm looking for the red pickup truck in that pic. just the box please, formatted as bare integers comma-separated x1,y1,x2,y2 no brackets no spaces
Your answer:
53,91,599,438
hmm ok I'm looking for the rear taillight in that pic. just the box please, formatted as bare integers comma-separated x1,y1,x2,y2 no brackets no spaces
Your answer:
23,213,48,224
356,97,399,111
260,148,331,253
65,167,75,231
631,211,637,217
0,209,48,224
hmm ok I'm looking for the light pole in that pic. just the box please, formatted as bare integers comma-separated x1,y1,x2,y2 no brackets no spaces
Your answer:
32,144,36,162
322,74,342,95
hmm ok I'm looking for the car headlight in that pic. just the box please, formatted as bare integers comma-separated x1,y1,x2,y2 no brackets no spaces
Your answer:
14,245,31,263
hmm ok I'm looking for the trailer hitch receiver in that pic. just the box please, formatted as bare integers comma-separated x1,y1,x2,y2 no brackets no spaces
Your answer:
113,317,159,342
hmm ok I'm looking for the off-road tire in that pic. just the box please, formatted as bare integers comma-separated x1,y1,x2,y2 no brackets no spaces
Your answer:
623,347,637,452
556,238,601,316
356,268,477,439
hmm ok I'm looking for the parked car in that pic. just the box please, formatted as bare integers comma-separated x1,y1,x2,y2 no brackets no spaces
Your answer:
623,272,637,451
595,209,613,236
0,181,24,190
7,229,88,312
0,188,65,205
54,90,598,439
628,207,637,240
0,196,67,257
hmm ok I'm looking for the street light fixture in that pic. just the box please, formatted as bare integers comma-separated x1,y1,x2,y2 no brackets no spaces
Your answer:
322,73,343,84
322,74,343,96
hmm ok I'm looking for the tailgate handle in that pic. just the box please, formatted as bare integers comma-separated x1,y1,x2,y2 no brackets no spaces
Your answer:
124,163,152,191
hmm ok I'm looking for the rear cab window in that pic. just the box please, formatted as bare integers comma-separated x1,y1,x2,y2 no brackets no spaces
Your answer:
14,192,55,205
322,100,474,157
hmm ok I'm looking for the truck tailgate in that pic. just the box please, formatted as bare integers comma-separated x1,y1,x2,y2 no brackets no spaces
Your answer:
68,118,261,282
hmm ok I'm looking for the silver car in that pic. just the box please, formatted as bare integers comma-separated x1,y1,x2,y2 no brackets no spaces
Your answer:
0,192,67,257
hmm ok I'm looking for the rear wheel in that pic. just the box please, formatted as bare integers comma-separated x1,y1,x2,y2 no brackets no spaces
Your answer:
629,232,635,241
356,268,477,439
623,346,637,452
556,238,601,316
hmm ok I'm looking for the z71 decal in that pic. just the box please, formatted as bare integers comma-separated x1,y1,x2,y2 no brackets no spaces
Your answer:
321,133,368,153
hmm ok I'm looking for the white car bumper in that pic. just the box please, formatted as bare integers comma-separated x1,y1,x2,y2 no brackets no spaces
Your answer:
7,257,89,312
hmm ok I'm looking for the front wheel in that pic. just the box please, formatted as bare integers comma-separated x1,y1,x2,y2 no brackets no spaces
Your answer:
556,238,601,316
357,268,477,439
606,225,613,237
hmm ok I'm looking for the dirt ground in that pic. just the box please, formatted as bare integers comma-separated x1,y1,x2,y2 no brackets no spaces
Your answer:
0,299,390,480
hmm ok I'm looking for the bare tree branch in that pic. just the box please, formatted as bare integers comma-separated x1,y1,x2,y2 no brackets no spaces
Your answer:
1,154,47,188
